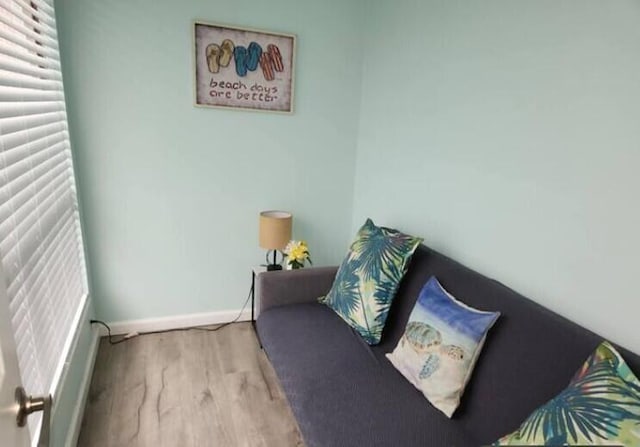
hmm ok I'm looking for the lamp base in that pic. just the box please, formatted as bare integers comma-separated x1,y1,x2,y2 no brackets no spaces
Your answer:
264,249,284,271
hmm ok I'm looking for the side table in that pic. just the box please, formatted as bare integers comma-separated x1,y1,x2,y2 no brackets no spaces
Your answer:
251,265,267,336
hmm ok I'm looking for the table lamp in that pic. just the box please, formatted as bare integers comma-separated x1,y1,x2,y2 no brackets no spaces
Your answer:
259,210,292,271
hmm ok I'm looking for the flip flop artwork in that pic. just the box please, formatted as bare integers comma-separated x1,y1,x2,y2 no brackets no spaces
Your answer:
233,46,249,77
246,42,263,72
219,39,235,67
267,44,284,72
212,41,282,81
259,52,275,81
205,44,222,73
195,22,295,112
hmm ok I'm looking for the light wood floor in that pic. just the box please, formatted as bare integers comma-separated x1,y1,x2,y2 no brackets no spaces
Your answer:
77,322,304,447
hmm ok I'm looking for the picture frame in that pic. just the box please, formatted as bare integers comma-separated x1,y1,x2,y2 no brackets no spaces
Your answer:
193,21,296,114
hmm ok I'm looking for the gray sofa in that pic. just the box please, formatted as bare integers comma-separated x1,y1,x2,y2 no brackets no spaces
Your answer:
256,245,640,447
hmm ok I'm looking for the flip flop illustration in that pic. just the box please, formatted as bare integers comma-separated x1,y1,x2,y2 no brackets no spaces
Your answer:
246,42,263,71
219,39,235,67
260,52,275,81
234,46,249,77
267,44,284,72
206,44,222,73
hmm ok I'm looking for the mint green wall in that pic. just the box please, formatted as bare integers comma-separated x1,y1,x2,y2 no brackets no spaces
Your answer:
55,0,640,356
55,0,364,321
353,1,640,353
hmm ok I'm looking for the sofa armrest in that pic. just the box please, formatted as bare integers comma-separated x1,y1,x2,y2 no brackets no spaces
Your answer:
258,266,338,314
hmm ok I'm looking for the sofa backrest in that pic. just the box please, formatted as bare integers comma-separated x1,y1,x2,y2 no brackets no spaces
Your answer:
378,244,640,443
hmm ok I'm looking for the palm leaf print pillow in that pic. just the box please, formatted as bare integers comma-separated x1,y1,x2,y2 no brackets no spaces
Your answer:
319,218,422,345
386,276,500,417
495,341,640,446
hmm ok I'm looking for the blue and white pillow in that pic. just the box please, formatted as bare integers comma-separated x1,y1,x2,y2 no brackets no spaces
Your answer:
387,276,500,417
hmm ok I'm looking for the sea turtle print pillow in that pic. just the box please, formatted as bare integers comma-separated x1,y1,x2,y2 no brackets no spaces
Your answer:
494,341,640,446
319,218,422,345
386,276,500,417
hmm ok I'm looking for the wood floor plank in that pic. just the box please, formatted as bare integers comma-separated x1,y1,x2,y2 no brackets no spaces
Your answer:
77,338,115,446
77,323,304,447
109,335,152,446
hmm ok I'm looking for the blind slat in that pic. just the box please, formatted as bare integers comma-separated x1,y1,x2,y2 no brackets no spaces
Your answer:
1,194,74,281
0,69,63,91
6,207,76,300
0,153,69,218
0,58,62,84
0,4,59,46
0,100,64,119
10,224,78,320
0,0,58,34
0,110,64,137
0,161,71,234
0,84,63,102
14,0,57,22
0,174,74,249
0,41,61,72
8,216,79,303
0,26,60,60
0,125,68,160
0,140,67,187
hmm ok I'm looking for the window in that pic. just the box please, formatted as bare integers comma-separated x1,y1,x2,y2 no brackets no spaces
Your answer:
0,0,88,440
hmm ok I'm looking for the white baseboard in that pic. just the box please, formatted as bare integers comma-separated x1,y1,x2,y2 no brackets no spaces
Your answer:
65,327,100,447
103,309,252,336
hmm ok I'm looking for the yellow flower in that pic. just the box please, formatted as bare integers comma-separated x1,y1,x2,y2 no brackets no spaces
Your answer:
285,240,311,267
290,246,306,261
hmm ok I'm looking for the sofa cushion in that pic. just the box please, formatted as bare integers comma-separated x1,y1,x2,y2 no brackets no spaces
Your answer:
387,276,500,417
319,218,422,345
257,302,478,447
494,341,640,446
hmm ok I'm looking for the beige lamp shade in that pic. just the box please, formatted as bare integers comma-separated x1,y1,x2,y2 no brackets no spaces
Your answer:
259,211,292,250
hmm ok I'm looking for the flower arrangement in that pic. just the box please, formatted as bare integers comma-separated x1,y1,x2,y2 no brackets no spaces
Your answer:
284,240,312,270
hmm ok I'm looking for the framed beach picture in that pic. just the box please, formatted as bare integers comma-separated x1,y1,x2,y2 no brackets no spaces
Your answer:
193,21,296,113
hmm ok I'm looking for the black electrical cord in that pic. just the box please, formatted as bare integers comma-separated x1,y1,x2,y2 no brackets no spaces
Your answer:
90,281,253,344
89,320,128,345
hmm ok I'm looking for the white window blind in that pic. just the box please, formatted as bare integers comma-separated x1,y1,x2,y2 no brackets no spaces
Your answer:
0,0,88,440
